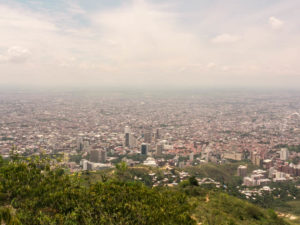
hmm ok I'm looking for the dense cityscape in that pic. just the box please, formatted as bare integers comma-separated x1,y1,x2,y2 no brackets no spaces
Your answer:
1,91,300,186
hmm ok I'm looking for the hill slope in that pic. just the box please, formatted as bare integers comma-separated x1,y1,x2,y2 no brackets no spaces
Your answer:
0,157,289,225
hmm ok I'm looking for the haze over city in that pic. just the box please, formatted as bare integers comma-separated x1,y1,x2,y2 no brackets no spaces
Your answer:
2,0,300,224
0,0,300,89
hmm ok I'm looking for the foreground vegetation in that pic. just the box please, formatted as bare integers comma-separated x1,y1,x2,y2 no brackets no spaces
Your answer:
184,186,287,225
0,156,290,224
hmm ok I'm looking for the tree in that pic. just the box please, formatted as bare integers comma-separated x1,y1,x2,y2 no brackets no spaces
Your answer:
0,156,196,224
188,176,199,186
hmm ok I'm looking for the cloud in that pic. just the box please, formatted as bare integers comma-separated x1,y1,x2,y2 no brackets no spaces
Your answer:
90,0,198,64
67,1,86,15
211,33,240,43
0,46,31,63
221,66,231,72
7,46,31,63
269,16,284,29
0,0,300,88
207,62,216,69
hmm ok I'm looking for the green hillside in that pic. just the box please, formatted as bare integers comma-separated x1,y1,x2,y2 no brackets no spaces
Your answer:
184,162,257,185
183,186,288,225
0,156,289,225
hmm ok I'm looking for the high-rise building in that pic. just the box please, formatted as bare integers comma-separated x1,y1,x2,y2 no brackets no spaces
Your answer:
263,159,273,169
144,131,152,143
237,165,247,177
81,159,88,170
90,149,107,163
124,126,131,133
90,149,100,162
251,152,262,166
100,149,107,163
87,162,93,170
77,137,84,151
129,134,137,148
155,128,161,140
124,126,131,147
141,143,149,155
83,139,90,150
156,143,164,155
124,133,130,147
189,152,194,161
280,148,289,161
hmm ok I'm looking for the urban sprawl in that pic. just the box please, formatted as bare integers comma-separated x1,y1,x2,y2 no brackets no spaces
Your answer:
1,91,300,198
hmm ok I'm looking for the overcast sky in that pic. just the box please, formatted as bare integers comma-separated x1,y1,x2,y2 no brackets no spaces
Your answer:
0,0,299,89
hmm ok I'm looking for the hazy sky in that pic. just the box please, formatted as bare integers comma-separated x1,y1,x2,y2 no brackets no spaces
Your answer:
0,0,299,89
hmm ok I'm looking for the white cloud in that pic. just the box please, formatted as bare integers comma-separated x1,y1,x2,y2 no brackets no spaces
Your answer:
7,46,31,63
0,1,299,88
207,62,216,69
222,66,231,72
90,0,198,66
0,46,31,63
67,2,86,15
211,34,240,43
0,55,7,63
269,16,284,29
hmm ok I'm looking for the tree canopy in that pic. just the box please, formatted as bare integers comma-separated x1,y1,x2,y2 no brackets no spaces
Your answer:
0,156,195,224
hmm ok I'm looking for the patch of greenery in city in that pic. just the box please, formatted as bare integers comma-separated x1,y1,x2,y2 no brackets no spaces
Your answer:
189,189,287,225
177,178,289,225
155,154,176,160
126,154,147,162
246,181,300,223
68,154,82,164
184,162,257,185
274,144,300,153
245,182,299,209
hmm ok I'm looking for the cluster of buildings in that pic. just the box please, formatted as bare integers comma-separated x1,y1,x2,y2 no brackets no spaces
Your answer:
0,91,300,176
80,159,112,171
240,148,299,187
242,169,271,187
